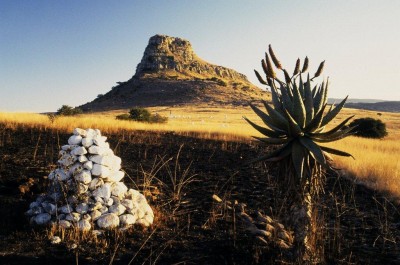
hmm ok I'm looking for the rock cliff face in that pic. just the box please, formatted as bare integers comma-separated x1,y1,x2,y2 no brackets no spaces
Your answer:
134,35,248,82
80,34,269,111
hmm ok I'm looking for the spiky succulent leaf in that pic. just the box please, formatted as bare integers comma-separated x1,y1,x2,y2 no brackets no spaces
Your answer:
284,109,303,137
253,136,291,145
243,116,285,138
249,103,286,132
304,74,314,125
292,140,306,179
320,146,354,158
311,115,354,138
262,101,289,130
321,96,348,126
292,76,306,127
299,137,327,168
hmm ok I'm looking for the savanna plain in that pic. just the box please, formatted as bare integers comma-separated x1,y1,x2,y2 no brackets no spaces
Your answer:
0,105,400,264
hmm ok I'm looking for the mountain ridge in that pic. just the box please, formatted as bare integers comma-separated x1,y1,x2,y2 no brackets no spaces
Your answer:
80,35,269,112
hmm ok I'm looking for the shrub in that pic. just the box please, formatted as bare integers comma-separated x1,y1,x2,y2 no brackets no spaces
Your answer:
129,108,151,122
115,114,131,120
57,105,83,116
349,118,388,138
150,113,168,123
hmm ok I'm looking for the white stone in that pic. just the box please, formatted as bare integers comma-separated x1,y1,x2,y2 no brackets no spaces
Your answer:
69,163,83,176
83,161,93,170
77,219,91,231
89,202,103,211
92,183,112,199
35,213,51,225
111,182,128,198
58,154,77,168
77,183,88,194
121,199,134,211
71,146,87,156
61,145,72,151
143,213,154,224
86,128,97,138
93,135,107,146
50,192,62,202
119,214,137,226
91,164,111,178
60,205,73,214
105,198,114,206
65,212,81,222
74,170,92,184
82,214,91,221
106,171,124,182
59,220,72,228
88,146,108,155
82,137,94,148
68,135,82,145
41,202,57,215
126,189,141,200
97,213,119,229
67,195,79,204
29,201,40,209
94,196,104,203
99,206,109,214
78,155,88,163
49,169,69,181
108,204,126,215
90,210,102,221
137,208,145,219
136,218,151,227
73,128,87,137
76,203,89,214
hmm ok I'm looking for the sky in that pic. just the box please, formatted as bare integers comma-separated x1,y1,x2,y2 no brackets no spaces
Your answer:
1,0,400,112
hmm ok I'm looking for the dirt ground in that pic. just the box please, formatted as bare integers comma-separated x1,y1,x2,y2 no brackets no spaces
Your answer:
0,126,399,264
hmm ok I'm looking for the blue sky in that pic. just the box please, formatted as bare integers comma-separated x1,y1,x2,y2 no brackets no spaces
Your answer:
1,0,400,112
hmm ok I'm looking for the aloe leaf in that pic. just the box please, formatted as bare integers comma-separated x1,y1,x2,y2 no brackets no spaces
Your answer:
304,104,327,132
292,140,306,179
253,136,290,145
245,143,292,164
304,74,314,125
312,125,356,142
262,101,289,130
298,75,305,98
280,85,293,114
249,103,285,131
321,96,348,126
299,137,327,167
292,76,306,127
284,109,303,137
320,146,354,159
311,115,354,138
243,116,285,138
270,82,284,114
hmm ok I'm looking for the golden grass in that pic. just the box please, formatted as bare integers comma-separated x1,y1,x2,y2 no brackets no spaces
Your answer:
1,106,400,198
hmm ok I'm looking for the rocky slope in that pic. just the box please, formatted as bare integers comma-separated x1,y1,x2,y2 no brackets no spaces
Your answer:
80,35,269,111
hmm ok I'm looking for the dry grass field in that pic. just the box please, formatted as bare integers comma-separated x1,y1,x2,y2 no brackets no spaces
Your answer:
1,105,399,199
1,106,400,264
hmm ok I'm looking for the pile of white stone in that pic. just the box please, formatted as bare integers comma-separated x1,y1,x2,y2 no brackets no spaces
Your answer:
25,128,154,231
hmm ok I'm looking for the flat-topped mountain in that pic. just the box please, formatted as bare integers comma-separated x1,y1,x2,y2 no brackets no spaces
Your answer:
80,34,269,111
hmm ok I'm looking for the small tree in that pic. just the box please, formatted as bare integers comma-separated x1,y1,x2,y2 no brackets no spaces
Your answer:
129,108,152,122
57,105,83,116
245,45,354,262
349,118,387,139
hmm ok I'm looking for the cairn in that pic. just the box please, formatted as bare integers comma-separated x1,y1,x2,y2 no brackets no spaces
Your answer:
25,128,154,231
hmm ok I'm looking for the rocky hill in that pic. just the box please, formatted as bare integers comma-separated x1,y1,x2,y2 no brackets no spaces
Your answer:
80,34,269,111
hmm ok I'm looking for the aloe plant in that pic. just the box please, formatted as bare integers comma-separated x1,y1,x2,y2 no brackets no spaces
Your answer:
245,45,354,262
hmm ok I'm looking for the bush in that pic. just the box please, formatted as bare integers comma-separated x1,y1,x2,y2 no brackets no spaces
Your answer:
115,114,131,120
129,107,152,122
150,113,168,123
349,117,388,139
116,108,168,123
57,105,83,116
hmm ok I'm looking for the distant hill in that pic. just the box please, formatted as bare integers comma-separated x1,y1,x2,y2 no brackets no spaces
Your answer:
328,98,387,104
345,101,400,113
80,34,269,112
